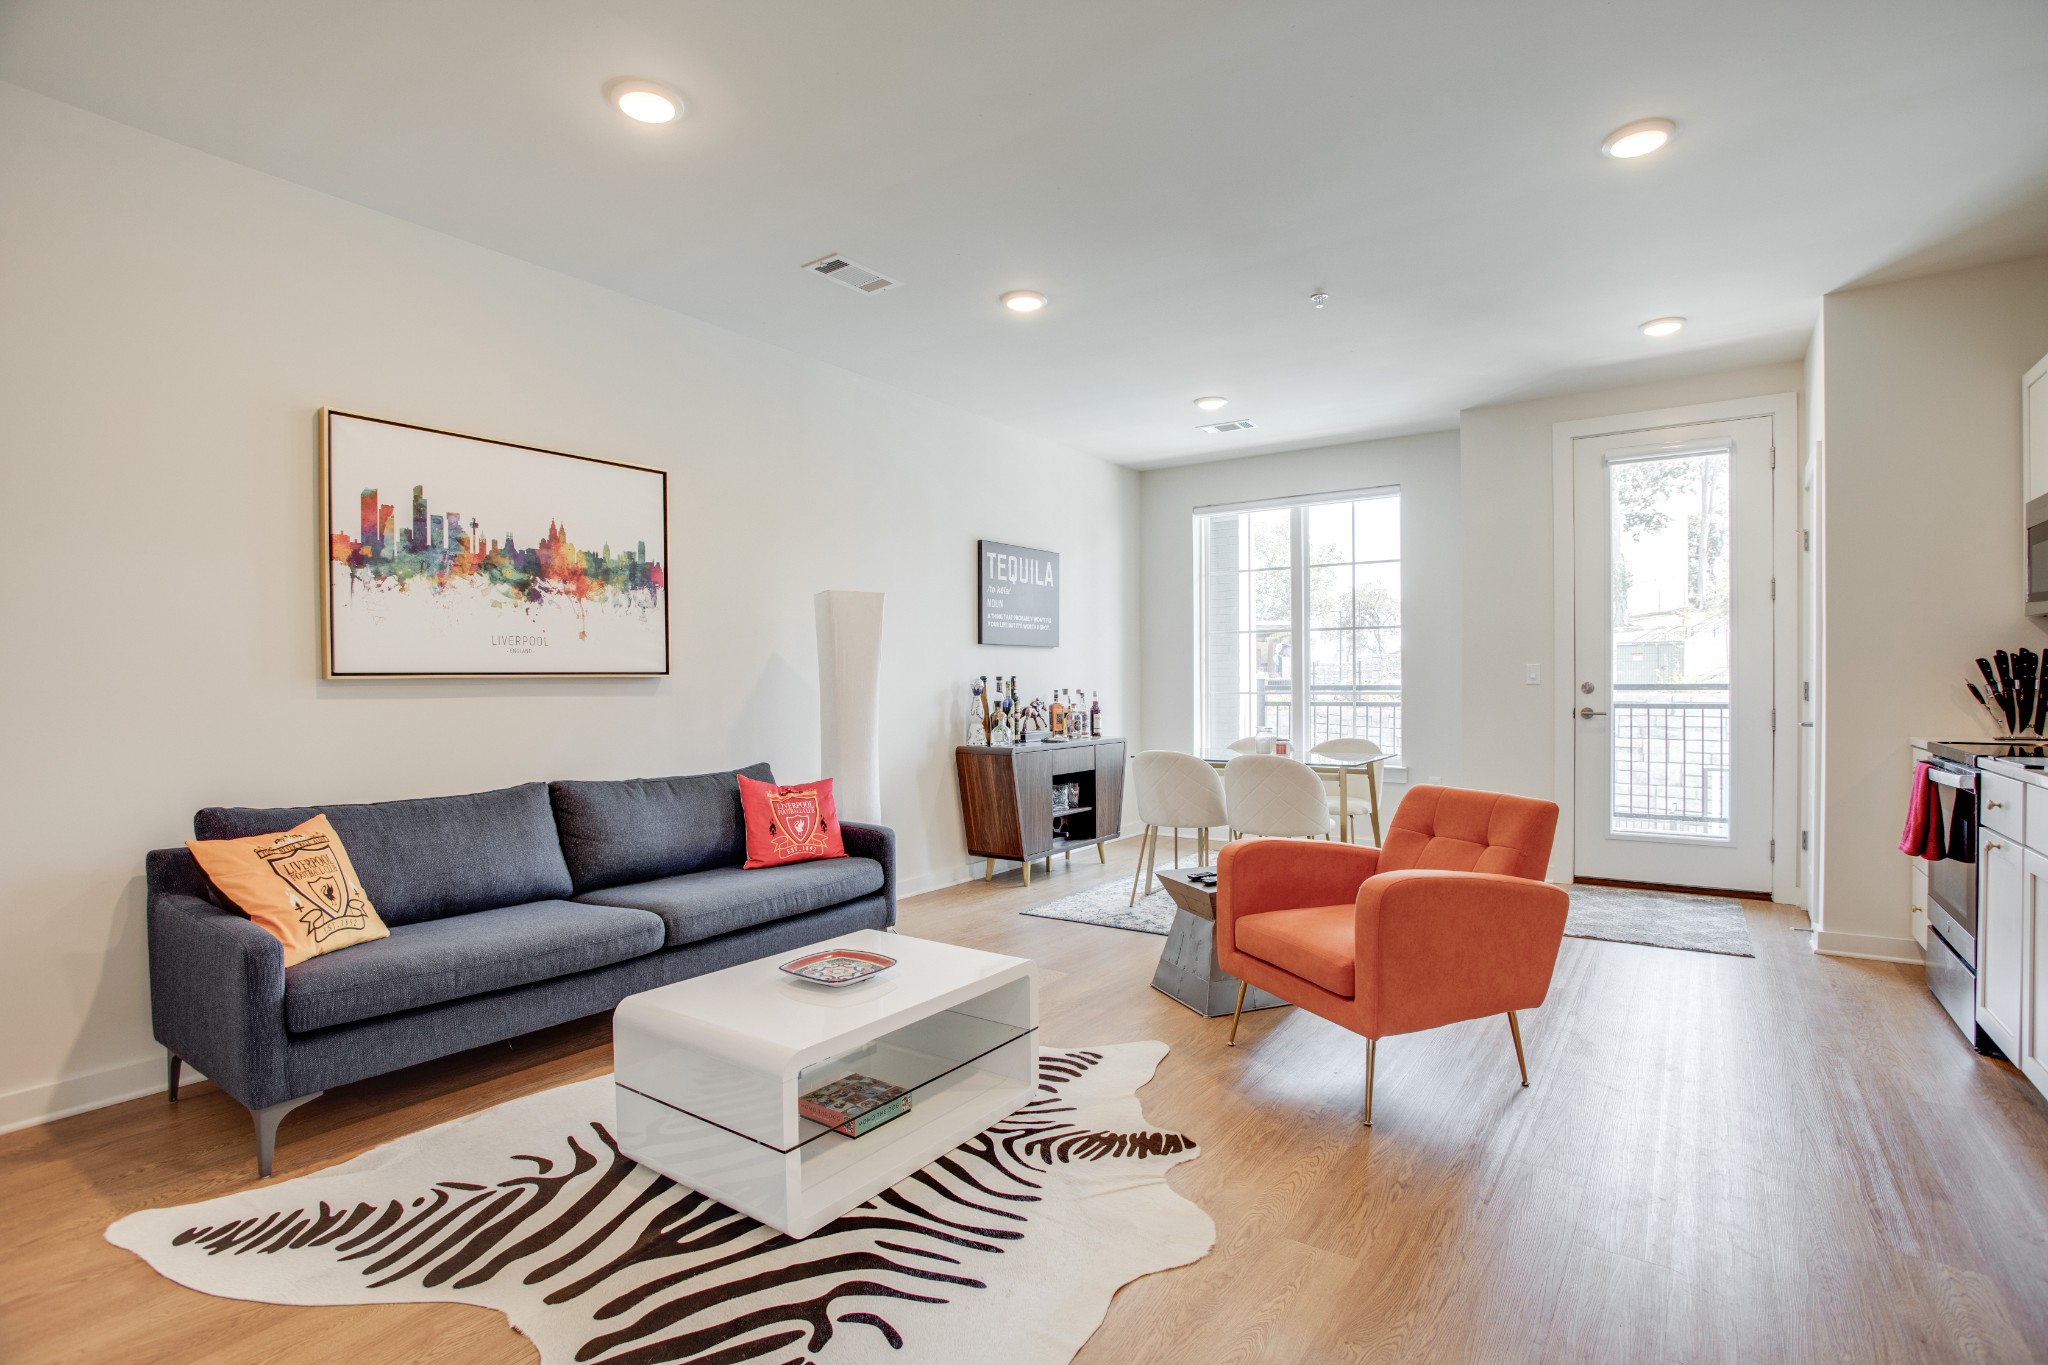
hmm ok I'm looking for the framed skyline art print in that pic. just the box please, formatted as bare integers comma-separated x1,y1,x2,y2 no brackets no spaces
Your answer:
321,410,669,678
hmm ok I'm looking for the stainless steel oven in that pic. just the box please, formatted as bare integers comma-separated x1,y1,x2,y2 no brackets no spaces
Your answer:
1922,750,1984,1048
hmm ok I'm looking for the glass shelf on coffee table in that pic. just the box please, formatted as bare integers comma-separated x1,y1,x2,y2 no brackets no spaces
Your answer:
613,929,1037,1238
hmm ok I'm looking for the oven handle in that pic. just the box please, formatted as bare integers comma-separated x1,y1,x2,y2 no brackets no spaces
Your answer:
1928,767,1976,790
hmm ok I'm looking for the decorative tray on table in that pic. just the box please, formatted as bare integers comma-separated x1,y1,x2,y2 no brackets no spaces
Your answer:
779,948,897,987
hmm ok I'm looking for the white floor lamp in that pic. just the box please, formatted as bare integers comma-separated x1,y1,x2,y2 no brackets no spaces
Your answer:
815,590,884,823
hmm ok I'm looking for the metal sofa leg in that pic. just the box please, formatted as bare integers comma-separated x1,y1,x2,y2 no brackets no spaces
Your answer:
252,1093,323,1178
167,1053,182,1103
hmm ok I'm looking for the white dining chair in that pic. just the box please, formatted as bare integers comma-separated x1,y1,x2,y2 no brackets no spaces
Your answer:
1223,754,1336,840
1128,751,1230,904
1309,736,1383,842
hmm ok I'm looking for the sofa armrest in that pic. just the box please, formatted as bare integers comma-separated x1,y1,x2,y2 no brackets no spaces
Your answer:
840,821,896,925
147,879,291,1111
1355,869,1569,1037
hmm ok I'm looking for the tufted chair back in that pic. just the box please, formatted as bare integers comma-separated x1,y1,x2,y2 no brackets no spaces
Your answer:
1376,786,1556,881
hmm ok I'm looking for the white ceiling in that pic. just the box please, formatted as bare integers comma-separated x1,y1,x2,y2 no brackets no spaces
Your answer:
5,0,2047,468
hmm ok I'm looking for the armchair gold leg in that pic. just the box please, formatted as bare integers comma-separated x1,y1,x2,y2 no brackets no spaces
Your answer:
1128,826,1154,905
1507,1010,1529,1087
1173,827,1180,867
1226,980,1248,1047
1022,859,1031,888
1364,1037,1377,1127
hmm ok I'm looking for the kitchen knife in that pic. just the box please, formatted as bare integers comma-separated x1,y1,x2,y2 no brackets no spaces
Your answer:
2035,656,2048,735
1969,682,2004,730
1980,657,2013,730
2018,649,2035,737
1996,649,2014,698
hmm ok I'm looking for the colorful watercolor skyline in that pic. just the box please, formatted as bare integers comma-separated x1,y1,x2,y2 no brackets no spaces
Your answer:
329,482,664,610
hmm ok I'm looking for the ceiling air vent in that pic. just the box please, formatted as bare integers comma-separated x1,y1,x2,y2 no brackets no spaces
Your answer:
1197,419,1259,434
800,253,900,295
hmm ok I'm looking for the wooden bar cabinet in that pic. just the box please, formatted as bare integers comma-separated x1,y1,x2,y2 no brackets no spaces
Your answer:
956,737,1126,885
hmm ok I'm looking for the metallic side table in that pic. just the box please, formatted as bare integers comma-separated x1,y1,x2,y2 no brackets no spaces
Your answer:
1151,867,1287,1018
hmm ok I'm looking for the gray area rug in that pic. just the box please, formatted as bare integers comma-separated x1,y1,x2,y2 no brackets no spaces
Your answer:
1565,883,1755,958
1022,874,1757,960
1021,879,1176,935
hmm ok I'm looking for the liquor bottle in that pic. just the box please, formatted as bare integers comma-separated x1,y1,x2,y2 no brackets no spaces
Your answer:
1090,691,1101,737
1050,691,1067,738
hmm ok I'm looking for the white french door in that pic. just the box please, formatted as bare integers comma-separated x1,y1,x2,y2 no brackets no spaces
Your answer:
1570,415,1776,892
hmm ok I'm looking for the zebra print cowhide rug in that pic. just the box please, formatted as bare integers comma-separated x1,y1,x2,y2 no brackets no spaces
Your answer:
107,1043,1211,1365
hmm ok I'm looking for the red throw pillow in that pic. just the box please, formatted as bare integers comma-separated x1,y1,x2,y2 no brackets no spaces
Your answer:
739,774,848,868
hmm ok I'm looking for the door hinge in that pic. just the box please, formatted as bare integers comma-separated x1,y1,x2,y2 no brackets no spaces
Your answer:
1770,838,1777,862
1801,830,1809,851
1802,528,1811,551
1770,445,1777,469
1770,576,1776,601
1771,706,1777,733
1803,680,1810,702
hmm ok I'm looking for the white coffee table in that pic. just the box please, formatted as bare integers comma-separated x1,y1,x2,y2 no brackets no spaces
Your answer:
613,928,1037,1238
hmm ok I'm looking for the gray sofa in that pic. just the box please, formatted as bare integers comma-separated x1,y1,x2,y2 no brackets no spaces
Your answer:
145,763,895,1175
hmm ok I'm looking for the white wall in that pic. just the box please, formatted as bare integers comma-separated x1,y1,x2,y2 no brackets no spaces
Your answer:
1136,431,1464,793
0,83,1138,1130
1455,362,1806,808
1815,254,2048,960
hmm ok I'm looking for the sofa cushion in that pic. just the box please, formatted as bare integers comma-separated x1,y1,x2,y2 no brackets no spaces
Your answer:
1236,903,1358,998
283,900,663,1032
550,764,773,893
574,857,885,947
195,783,574,927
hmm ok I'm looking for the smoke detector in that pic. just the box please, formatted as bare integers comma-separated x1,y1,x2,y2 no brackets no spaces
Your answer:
800,254,900,295
1197,419,1259,434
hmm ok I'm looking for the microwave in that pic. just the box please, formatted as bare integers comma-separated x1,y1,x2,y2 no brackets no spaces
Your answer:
2031,493,2048,615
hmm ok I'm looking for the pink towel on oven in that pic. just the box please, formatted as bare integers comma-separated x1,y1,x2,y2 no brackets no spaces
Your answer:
1899,762,1945,860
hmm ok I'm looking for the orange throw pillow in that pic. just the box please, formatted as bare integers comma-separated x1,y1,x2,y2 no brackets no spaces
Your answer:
738,774,848,869
186,814,390,966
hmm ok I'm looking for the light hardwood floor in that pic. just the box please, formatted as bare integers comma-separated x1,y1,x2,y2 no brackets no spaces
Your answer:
4,839,2047,1364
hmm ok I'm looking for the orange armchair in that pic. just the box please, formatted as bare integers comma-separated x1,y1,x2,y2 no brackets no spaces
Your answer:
1215,785,1567,1125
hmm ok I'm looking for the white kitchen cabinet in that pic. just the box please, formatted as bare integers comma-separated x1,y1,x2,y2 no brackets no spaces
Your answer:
1978,825,2024,1060
2026,351,2048,507
2023,850,2048,1094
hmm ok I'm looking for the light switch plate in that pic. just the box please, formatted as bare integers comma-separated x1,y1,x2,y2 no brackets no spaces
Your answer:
1525,663,1541,685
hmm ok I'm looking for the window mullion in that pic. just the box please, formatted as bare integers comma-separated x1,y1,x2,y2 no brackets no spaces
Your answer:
1290,505,1309,750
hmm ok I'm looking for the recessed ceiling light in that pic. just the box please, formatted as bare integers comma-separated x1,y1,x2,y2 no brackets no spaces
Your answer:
1640,316,1686,337
1193,396,1229,411
1601,117,1675,159
606,78,684,125
1001,290,1047,313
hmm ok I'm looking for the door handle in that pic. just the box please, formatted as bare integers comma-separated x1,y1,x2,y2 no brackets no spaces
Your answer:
1578,707,1607,719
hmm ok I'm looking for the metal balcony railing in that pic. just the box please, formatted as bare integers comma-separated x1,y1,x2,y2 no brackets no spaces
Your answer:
1253,681,1402,754
1611,685,1730,836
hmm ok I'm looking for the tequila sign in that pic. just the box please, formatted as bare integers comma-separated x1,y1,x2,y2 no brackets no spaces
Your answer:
978,540,1059,647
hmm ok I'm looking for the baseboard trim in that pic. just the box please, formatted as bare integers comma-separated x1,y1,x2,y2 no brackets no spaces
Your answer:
906,828,1141,901
1813,930,1925,965
0,1054,205,1136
